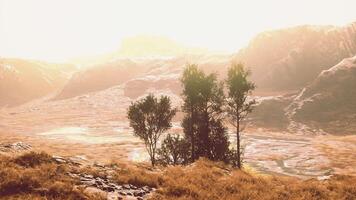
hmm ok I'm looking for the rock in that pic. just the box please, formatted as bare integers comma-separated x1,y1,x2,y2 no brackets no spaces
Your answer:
80,177,93,182
94,163,105,168
142,186,152,192
130,184,138,190
83,174,94,179
52,155,68,164
122,184,131,190
66,165,156,200
95,180,103,186
81,179,96,187
317,175,332,181
0,142,32,153
103,184,115,192
133,190,145,197
67,172,79,178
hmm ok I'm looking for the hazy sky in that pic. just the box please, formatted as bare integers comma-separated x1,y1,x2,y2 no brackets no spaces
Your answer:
0,0,355,61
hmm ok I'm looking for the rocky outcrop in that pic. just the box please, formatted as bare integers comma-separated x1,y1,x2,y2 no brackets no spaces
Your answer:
251,56,356,134
74,173,155,200
0,142,32,153
51,155,156,200
288,56,356,134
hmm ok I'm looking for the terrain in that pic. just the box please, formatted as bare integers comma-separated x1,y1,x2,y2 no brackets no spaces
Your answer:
0,22,356,199
0,150,355,200
236,22,356,90
0,58,76,107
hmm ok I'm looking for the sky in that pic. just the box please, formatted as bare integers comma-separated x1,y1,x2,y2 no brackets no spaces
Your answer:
0,0,355,62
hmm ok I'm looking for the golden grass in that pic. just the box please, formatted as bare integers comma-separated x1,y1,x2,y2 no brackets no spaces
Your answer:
1,152,355,200
149,159,356,200
111,162,163,188
0,152,104,200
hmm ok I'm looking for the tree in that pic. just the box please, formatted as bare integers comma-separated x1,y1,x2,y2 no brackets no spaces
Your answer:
181,64,231,162
157,134,190,166
226,63,256,168
127,94,176,166
181,64,204,161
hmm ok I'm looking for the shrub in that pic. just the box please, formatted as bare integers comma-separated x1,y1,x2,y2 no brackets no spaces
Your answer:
13,151,53,168
157,134,190,166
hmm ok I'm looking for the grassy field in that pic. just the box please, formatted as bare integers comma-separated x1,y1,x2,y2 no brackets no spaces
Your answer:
1,152,355,200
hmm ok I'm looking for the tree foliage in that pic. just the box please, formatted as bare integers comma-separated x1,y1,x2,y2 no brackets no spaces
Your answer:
157,134,190,166
127,94,176,166
181,64,231,163
226,63,256,168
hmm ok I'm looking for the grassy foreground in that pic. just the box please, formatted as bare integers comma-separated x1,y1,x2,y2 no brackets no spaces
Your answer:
0,152,355,200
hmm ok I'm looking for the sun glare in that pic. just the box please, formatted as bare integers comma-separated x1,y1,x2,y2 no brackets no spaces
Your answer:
0,0,355,62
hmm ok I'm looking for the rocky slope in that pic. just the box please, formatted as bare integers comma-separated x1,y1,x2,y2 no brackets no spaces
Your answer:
55,55,233,100
54,59,151,100
250,55,356,134
0,58,76,107
236,22,356,90
289,55,356,134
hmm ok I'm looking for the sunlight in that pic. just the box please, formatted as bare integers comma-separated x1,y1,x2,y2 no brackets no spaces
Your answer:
1,0,355,62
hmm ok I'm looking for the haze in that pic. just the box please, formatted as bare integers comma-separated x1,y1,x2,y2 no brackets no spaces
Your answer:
1,0,356,62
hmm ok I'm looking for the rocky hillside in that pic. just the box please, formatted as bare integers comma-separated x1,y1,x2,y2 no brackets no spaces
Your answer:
54,59,151,100
55,55,232,100
289,55,356,134
0,58,76,107
236,22,356,90
251,55,356,134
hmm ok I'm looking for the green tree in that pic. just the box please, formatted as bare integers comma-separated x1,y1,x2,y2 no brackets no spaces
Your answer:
226,63,256,168
157,134,190,165
181,64,230,162
127,94,176,166
181,64,204,161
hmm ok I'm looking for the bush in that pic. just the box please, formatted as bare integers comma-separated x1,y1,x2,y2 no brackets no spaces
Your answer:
13,151,53,167
157,134,190,166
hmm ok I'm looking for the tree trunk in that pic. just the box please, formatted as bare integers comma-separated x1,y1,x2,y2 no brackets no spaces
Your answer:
190,105,195,161
236,117,241,169
151,157,155,167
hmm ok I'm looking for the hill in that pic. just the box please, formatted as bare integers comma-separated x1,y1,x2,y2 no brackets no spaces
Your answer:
0,58,76,107
290,55,356,134
236,22,356,90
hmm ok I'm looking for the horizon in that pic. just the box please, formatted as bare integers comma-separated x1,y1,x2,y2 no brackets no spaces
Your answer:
1,0,356,62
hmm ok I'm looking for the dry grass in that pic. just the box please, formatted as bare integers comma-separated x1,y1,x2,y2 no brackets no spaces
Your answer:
149,159,356,200
1,152,355,200
0,152,104,200
111,162,163,188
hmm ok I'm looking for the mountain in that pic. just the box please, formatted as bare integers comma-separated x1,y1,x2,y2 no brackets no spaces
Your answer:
0,58,76,107
250,55,356,134
236,22,356,90
55,55,233,100
64,22,356,101
69,35,210,66
54,59,151,100
116,35,209,57
289,55,356,134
